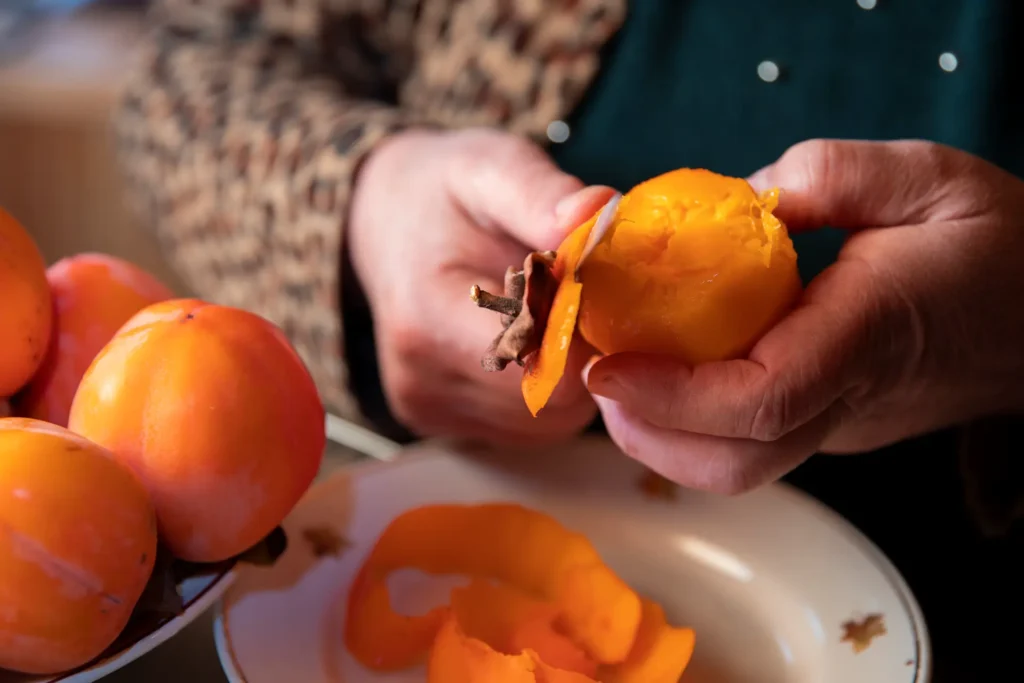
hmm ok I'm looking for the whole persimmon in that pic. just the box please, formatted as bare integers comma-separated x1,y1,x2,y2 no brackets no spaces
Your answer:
67,299,326,563
0,417,157,675
16,253,174,427
0,207,53,398
471,169,802,415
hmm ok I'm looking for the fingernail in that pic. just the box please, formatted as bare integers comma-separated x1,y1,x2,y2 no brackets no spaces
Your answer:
584,365,623,400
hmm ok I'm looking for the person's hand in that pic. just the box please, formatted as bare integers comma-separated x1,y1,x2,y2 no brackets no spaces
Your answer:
348,128,613,442
584,139,1024,493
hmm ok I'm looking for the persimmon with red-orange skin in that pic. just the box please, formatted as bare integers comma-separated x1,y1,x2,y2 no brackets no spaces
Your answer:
67,299,326,563
16,253,174,427
0,207,52,398
0,418,157,675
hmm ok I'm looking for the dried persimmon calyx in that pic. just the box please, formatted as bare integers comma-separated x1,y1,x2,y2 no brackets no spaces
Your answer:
471,251,558,371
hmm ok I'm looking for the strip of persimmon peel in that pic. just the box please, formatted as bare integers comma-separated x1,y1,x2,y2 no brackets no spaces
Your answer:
521,192,621,417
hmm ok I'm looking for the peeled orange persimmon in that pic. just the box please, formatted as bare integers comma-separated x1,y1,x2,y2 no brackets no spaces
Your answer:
16,253,174,427
0,417,157,675
67,299,326,563
0,207,53,398
569,169,800,361
473,169,801,415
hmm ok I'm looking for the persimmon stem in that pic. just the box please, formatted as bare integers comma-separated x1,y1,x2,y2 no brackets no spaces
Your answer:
473,251,560,373
470,285,522,317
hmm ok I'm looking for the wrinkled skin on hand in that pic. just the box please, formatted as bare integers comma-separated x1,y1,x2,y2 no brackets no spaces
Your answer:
348,129,615,442
584,139,1024,494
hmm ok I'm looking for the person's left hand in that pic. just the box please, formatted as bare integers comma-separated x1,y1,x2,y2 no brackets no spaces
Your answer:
583,139,1024,494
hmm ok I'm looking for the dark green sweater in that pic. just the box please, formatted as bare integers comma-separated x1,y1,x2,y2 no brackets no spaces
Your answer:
552,0,1024,283
548,3,1023,680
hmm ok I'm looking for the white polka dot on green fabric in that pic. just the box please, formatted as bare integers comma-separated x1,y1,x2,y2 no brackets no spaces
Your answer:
757,60,780,83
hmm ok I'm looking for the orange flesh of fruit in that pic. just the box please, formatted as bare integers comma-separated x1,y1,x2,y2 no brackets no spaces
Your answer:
523,168,801,415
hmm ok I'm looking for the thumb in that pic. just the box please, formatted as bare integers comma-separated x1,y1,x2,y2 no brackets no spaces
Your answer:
448,133,591,252
748,139,973,232
586,294,857,443
585,256,897,443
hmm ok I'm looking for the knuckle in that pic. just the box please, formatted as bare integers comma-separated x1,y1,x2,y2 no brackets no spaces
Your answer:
453,126,505,146
662,390,684,429
447,143,485,186
448,131,511,183
781,138,843,193
494,137,564,190
748,384,791,442
661,383,698,432
385,317,430,362
454,130,540,172
902,139,951,169
378,321,436,424
382,376,422,428
903,140,959,187
896,141,998,220
495,134,546,166
383,374,439,435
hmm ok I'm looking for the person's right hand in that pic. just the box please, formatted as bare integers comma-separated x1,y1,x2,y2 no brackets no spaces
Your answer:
347,128,612,442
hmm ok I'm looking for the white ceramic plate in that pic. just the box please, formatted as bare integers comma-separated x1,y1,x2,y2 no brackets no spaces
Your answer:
213,436,930,683
0,568,235,683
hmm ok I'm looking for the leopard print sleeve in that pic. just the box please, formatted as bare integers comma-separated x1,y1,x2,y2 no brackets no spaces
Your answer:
113,0,424,421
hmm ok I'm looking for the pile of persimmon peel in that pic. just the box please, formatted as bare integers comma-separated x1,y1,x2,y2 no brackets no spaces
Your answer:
344,503,695,682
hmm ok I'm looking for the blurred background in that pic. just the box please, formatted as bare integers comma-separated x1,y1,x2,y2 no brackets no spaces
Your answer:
0,0,188,291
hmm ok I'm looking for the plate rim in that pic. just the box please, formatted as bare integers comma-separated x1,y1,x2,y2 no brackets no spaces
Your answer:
766,483,932,683
212,442,932,683
33,565,238,683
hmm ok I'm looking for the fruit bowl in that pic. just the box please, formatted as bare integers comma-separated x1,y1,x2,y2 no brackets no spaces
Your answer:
1,207,325,680
0,563,235,683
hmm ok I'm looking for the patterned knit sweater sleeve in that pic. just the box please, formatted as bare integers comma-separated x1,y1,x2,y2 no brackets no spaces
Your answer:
113,0,423,421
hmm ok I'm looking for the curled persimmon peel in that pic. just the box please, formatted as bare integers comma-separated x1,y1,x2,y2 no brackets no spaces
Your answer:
522,278,582,417
428,614,598,683
449,579,598,677
429,591,696,683
344,503,642,671
345,503,696,683
473,168,803,415
601,598,696,683
423,593,696,683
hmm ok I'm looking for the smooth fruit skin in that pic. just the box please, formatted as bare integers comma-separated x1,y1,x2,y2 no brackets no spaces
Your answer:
16,253,174,427
0,207,53,397
68,299,326,563
0,418,157,675
567,169,801,364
